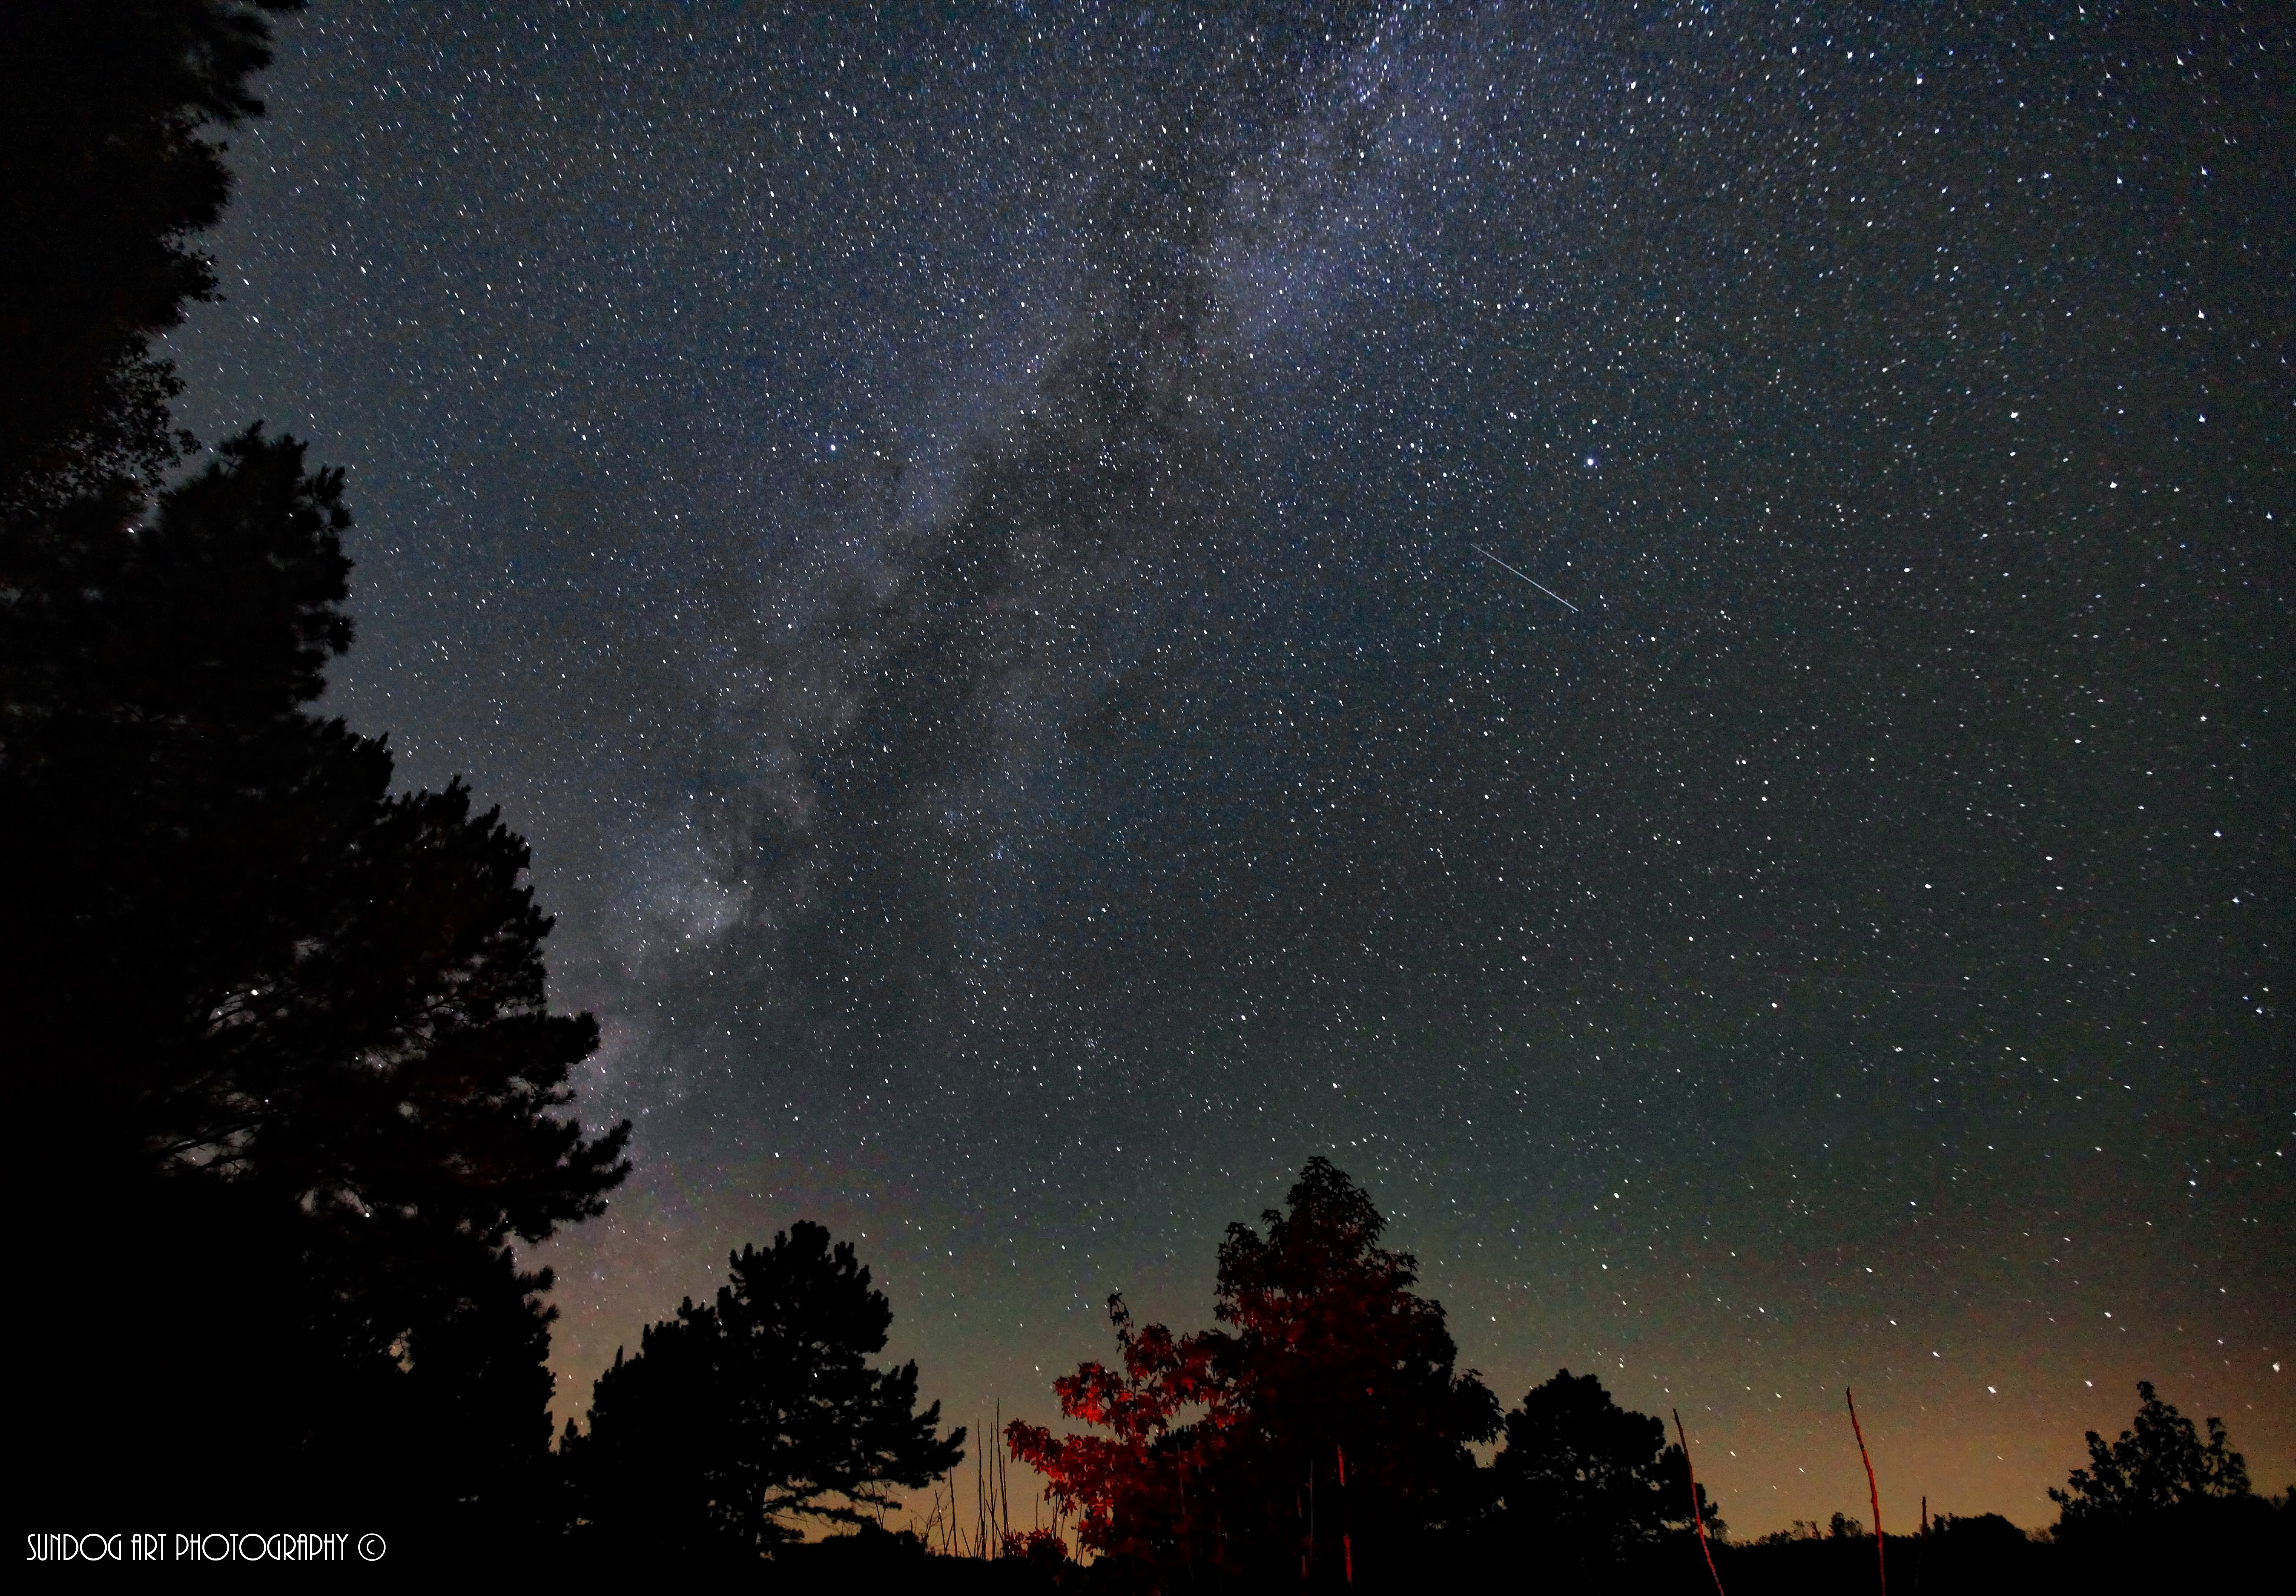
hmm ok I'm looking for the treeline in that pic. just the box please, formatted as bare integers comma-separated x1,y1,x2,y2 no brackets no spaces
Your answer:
990,1160,2288,1592
993,1155,1711,1588
553,1156,2287,1593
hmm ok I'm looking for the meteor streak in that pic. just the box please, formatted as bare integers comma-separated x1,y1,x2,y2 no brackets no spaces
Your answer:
1470,544,1579,613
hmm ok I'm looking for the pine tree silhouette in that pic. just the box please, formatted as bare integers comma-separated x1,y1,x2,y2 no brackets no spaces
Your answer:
567,1223,966,1555
0,1,302,510
5,429,631,1519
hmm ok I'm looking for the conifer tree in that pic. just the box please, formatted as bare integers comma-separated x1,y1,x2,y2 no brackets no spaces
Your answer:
0,1,302,511
567,1223,967,1553
4,427,630,1516
2,3,628,1520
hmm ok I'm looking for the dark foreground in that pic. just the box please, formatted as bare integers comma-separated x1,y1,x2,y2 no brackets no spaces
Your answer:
203,1495,2266,1589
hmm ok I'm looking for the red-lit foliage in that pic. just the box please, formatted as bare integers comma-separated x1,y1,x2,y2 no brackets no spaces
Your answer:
1005,1293,1221,1562
1010,1158,1497,1585
1197,1156,1500,1572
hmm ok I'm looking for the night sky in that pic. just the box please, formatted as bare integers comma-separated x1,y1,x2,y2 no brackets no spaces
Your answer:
168,2,2288,1530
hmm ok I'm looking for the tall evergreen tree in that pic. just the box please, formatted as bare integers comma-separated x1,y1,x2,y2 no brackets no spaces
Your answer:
2,4,629,1523
0,1,301,511
4,427,630,1517
567,1223,967,1555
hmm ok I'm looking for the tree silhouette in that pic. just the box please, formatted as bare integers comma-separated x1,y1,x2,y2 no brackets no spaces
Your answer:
1012,1158,1498,1585
1199,1157,1501,1581
1,1,301,511
2050,1380,2252,1534
5,428,629,1517
4,0,630,1531
567,1223,966,1554
1488,1369,1721,1561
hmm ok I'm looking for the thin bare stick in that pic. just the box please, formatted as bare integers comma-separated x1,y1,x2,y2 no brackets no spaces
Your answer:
1846,1387,1886,1596
1672,1408,1727,1596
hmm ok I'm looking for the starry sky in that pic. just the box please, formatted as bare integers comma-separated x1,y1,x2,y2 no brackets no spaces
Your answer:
168,1,2289,1531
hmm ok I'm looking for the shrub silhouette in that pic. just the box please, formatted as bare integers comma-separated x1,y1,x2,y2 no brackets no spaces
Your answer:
2050,1379,2252,1534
